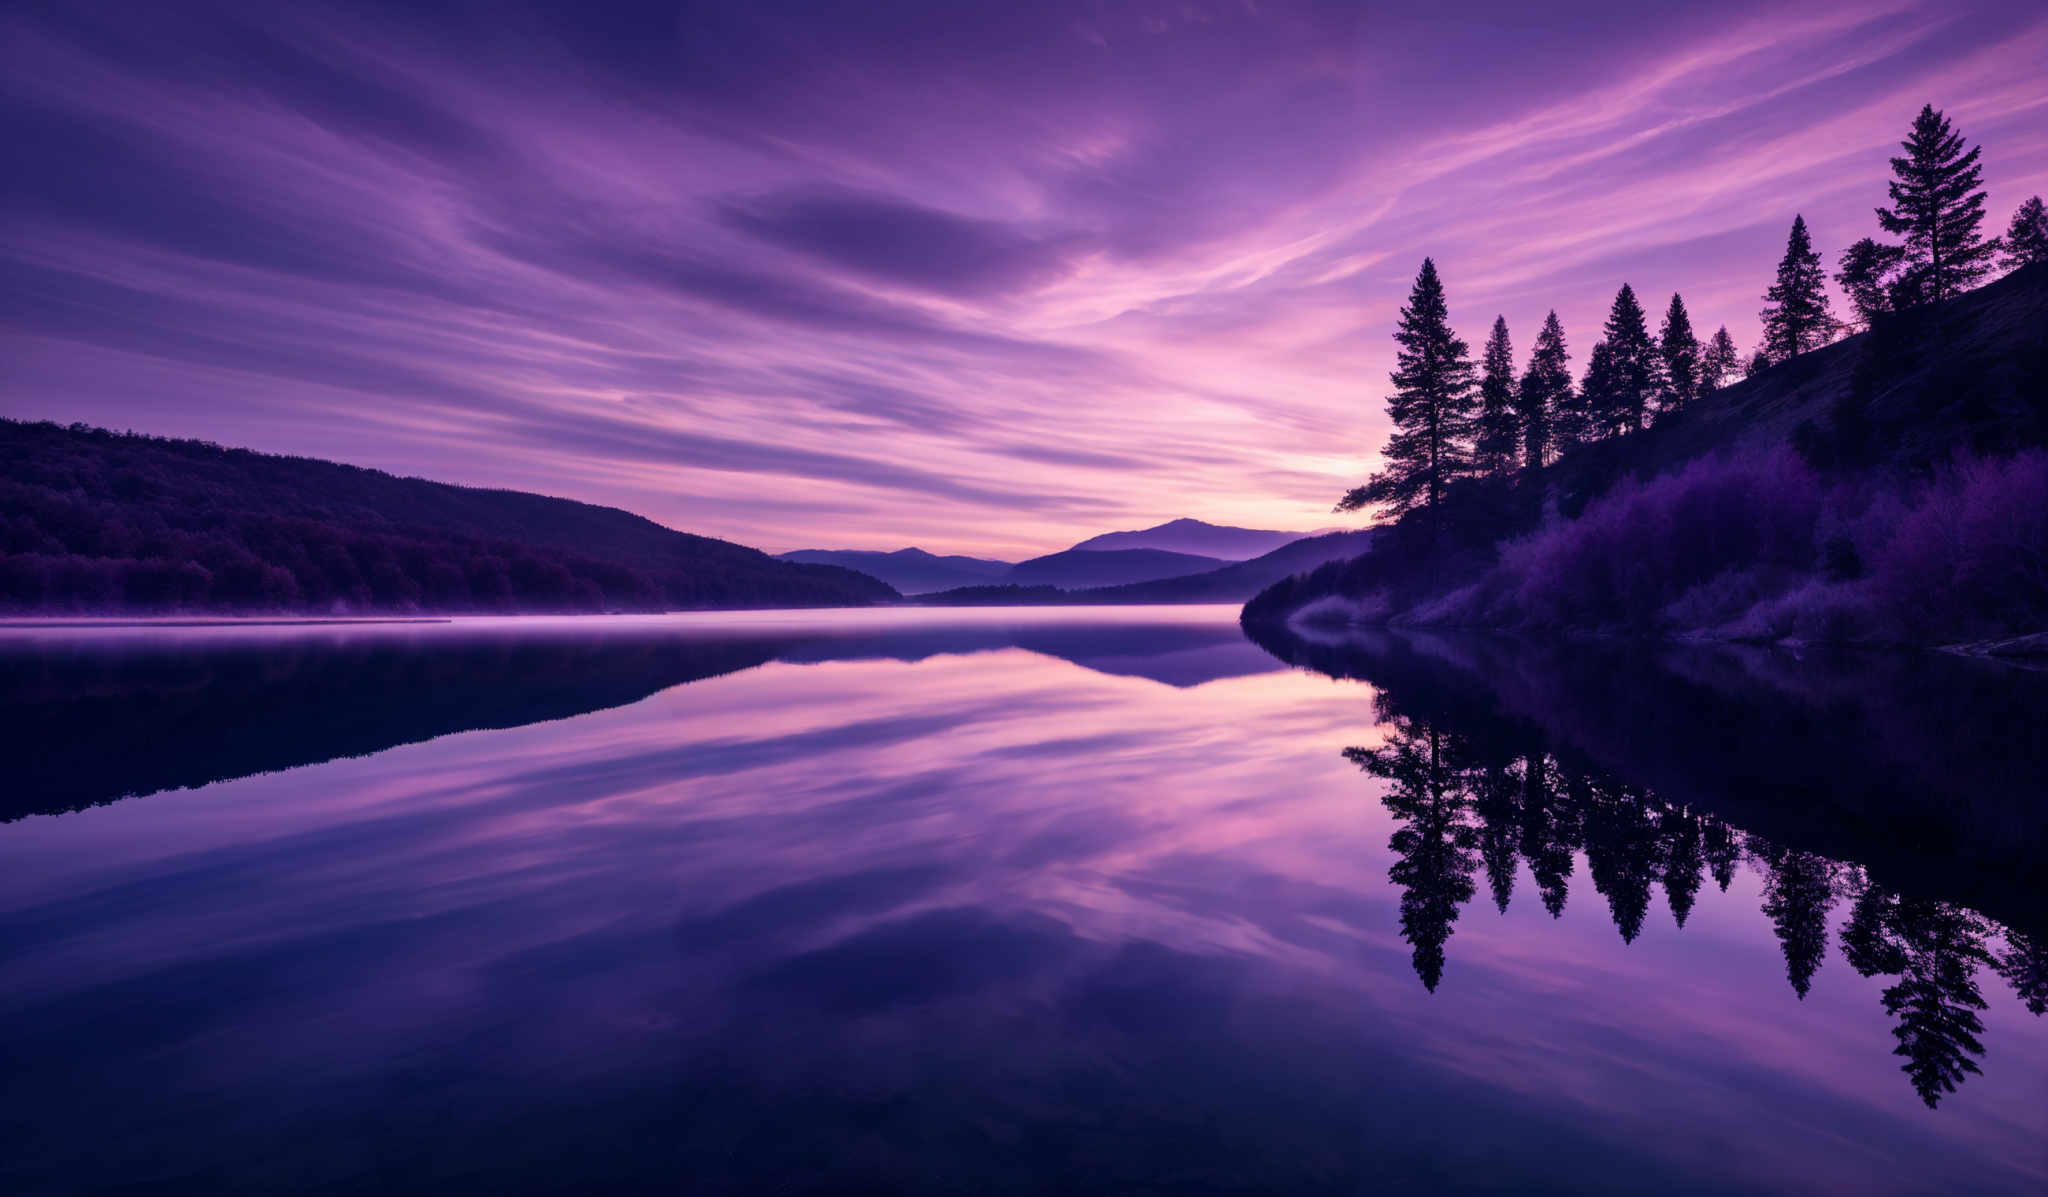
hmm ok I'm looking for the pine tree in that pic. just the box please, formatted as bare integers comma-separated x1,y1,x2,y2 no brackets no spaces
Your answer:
1760,215,1835,361
1656,292,1699,416
1339,258,1479,533
1473,316,1520,479
1576,339,1619,441
1699,325,1739,395
1877,105,1997,304
1745,348,1770,378
1516,311,1570,474
1591,285,1657,435
2003,195,2048,272
1836,237,1908,328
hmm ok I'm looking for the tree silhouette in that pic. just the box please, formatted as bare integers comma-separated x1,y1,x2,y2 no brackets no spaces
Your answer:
1760,215,1835,361
1836,236,1907,329
2001,195,2047,273
1473,316,1521,480
1470,757,1523,914
1577,340,1618,443
1843,885,1995,1108
1656,293,1700,417
1580,778,1660,943
1994,927,2046,1017
1516,311,1571,474
1595,284,1659,434
1347,720,1479,991
1702,816,1740,892
1699,325,1739,396
1516,751,1575,918
1752,840,1841,999
1658,808,1706,929
1339,259,1478,541
1877,105,1998,304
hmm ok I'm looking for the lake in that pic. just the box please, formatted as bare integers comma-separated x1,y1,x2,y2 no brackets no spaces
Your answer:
2,607,2043,1194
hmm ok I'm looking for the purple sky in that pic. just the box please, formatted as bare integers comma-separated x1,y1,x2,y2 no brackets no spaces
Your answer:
3,1,2044,557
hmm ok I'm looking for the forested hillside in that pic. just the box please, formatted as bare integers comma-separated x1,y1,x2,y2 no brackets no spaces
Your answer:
0,421,897,613
1248,105,2048,646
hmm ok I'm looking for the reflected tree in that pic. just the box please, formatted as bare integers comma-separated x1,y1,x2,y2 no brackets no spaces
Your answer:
1517,751,1576,918
1842,883,1995,1107
1993,927,2046,1018
1347,718,1480,991
1751,839,1843,998
1581,779,1662,943
1659,808,1707,929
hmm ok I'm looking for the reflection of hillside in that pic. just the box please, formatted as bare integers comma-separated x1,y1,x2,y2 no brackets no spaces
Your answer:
2,620,1287,821
1321,637,2045,1108
1247,624,2048,937
1,634,793,821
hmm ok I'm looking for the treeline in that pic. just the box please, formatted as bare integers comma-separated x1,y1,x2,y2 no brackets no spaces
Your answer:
0,420,896,614
1346,104,2045,526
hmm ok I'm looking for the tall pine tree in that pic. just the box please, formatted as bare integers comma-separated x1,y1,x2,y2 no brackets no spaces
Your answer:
1576,340,1619,443
1656,292,1699,416
1339,258,1478,534
1593,285,1657,435
1836,237,1908,328
1699,326,1738,395
1473,316,1520,480
1877,105,1997,304
1516,311,1571,475
2002,195,2047,272
1760,215,1834,362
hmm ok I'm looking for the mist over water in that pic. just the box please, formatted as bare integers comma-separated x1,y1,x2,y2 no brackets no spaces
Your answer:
1,609,2042,1194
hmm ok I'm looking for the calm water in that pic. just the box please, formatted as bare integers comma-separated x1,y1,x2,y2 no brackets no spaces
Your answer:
1,607,2043,1194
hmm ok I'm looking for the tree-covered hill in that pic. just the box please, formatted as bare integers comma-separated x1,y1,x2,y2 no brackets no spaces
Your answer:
0,420,898,613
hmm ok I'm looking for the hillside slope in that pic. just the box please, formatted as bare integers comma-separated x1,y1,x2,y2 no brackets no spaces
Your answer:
777,547,1011,594
0,420,897,613
1246,262,2048,640
1005,546,1228,589
1070,517,1313,560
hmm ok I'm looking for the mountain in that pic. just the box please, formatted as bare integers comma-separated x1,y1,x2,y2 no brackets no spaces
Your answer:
1004,546,1228,589
913,531,1378,606
777,547,1011,595
1078,529,1379,603
1069,517,1319,560
0,420,897,613
1245,261,2048,642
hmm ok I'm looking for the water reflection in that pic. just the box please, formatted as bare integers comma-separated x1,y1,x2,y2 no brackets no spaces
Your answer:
1345,699,2035,1107
0,612,2043,1193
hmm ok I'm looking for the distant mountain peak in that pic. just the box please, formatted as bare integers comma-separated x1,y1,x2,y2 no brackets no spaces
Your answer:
1068,518,1323,562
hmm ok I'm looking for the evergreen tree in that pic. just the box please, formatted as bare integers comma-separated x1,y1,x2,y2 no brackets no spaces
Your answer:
1836,236,1908,328
1516,311,1571,473
1760,215,1835,360
2002,195,2048,272
1347,721,1479,992
1745,348,1770,378
1699,325,1739,395
1472,316,1520,479
1598,284,1659,433
1656,292,1700,416
1876,105,1998,304
1577,339,1619,441
1338,258,1478,535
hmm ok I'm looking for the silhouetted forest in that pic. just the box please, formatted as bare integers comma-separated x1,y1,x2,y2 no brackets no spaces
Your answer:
1257,107,2048,643
0,420,897,613
1320,633,2044,1108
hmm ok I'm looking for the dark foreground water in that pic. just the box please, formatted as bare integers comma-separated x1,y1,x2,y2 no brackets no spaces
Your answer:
1,608,2043,1194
